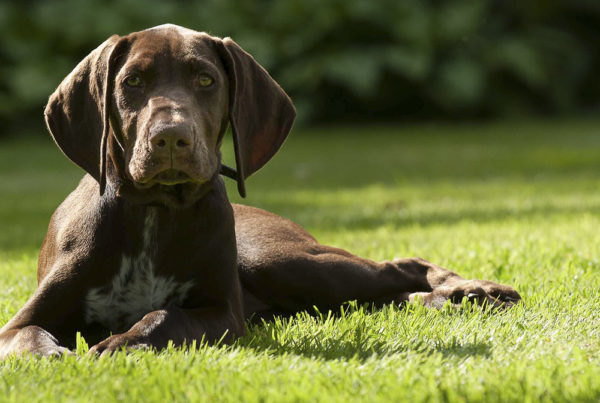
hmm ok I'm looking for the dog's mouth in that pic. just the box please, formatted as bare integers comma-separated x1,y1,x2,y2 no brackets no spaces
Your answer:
134,169,194,188
153,169,192,185
124,169,215,209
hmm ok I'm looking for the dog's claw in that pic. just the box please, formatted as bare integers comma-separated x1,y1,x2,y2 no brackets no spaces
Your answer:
408,279,521,310
88,332,150,357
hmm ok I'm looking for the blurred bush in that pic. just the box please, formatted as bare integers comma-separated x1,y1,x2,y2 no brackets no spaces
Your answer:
1,0,599,135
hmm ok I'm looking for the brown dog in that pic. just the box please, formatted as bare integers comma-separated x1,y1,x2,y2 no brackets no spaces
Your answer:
0,24,520,358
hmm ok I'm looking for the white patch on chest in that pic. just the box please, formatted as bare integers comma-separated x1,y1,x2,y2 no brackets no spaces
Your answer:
84,208,194,331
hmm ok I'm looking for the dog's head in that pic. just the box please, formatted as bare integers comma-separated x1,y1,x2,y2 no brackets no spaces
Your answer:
45,24,295,207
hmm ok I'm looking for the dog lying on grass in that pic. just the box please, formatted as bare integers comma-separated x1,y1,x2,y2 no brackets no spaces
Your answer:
0,24,521,358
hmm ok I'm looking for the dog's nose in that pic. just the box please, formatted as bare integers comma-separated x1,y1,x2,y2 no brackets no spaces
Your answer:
150,124,193,152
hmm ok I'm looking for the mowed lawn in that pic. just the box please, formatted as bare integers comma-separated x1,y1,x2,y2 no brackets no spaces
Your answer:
1,119,600,402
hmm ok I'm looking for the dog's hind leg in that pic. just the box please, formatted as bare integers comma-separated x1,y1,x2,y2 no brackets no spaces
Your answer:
234,204,521,318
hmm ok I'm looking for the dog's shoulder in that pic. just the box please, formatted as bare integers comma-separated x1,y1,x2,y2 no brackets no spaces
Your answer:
51,174,106,234
38,175,113,277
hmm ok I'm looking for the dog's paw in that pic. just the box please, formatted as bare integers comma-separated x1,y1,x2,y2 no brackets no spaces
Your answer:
0,326,73,359
30,345,74,358
88,333,150,357
408,279,522,310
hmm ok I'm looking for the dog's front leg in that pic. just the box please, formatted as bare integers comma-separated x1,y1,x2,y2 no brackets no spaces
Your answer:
0,265,94,359
88,304,245,356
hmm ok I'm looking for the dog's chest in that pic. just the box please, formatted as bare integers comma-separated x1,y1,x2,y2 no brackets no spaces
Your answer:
84,208,194,331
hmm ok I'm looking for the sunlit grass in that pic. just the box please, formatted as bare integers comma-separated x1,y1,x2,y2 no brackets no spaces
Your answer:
1,118,600,402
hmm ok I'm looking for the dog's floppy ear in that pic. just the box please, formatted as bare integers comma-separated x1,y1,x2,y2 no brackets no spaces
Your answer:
216,38,296,197
44,35,128,195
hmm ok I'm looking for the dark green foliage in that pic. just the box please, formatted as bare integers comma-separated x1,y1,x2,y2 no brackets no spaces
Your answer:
1,0,600,134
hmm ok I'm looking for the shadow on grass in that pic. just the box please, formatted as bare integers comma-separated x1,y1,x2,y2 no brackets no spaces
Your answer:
240,324,493,362
436,340,492,359
237,305,493,362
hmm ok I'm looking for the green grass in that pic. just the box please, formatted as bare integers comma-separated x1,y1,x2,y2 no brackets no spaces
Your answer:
1,118,600,402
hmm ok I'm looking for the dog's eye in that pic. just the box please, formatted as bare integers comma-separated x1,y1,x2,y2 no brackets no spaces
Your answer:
125,75,144,88
195,75,214,88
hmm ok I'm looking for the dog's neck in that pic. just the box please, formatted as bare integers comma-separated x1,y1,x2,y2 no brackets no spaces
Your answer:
97,172,233,238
